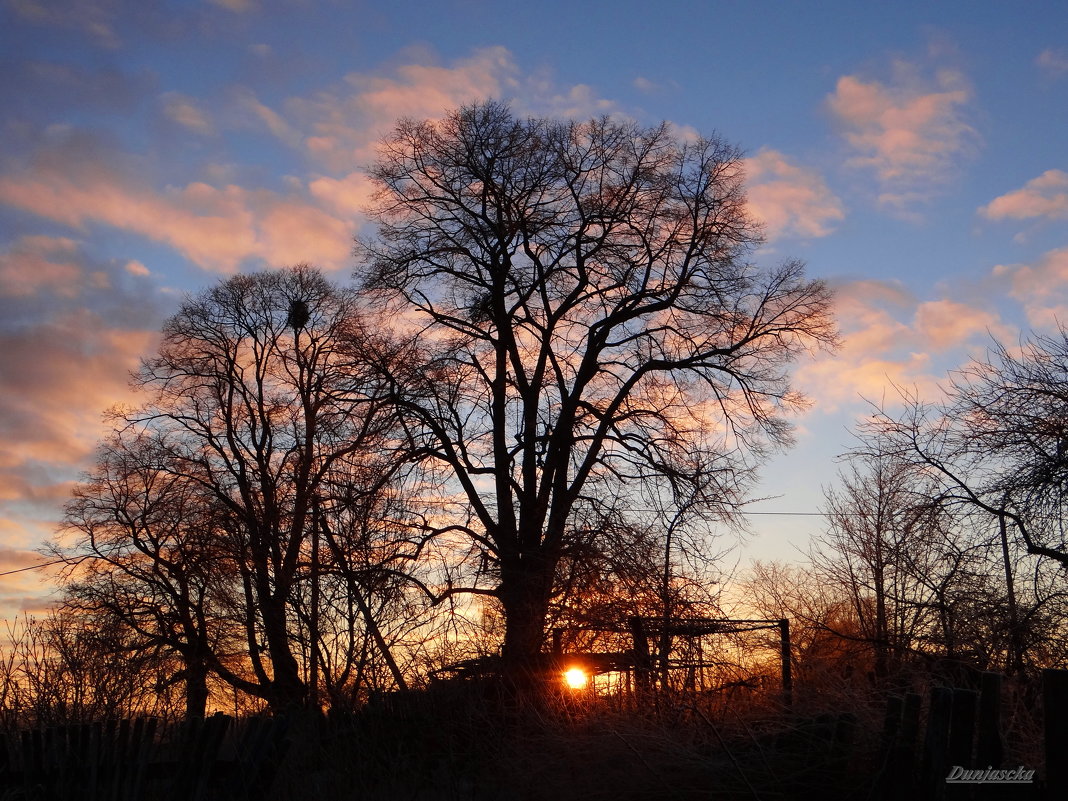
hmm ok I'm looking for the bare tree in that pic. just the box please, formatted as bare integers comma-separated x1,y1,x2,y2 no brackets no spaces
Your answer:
812,454,953,678
741,561,873,693
0,610,168,726
359,102,837,686
858,328,1068,672
866,330,1068,568
60,433,237,717
88,265,405,711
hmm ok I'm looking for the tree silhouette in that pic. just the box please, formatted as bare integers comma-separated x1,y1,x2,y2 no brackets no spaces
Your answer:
359,102,836,687
65,265,406,711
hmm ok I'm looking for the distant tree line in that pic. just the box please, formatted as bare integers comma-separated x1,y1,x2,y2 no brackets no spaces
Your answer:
744,331,1068,695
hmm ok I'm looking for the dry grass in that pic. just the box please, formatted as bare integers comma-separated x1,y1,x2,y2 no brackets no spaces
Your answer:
267,684,887,801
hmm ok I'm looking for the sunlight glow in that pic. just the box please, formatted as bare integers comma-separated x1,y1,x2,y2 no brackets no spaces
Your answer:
563,667,588,690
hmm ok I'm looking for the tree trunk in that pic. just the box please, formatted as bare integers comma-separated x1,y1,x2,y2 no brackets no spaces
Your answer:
873,560,889,680
498,556,555,698
185,661,210,718
260,593,307,710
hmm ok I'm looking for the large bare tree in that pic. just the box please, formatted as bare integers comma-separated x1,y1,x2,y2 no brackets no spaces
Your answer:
359,102,836,684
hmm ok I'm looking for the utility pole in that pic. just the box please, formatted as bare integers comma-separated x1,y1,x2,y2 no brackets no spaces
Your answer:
779,618,792,708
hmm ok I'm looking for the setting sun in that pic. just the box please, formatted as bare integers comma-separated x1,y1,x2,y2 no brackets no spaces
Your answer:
564,667,588,690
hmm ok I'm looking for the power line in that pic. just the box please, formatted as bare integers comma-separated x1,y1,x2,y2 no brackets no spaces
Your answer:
0,557,71,578
0,516,833,580
745,511,826,517
0,511,835,579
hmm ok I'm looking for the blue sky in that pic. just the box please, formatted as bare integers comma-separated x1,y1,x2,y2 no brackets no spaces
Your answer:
1,0,1066,616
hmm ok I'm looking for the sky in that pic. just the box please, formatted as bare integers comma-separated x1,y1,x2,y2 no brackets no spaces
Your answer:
1,0,1066,620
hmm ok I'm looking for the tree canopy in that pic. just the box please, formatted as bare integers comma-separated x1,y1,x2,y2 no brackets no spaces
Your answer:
359,101,837,674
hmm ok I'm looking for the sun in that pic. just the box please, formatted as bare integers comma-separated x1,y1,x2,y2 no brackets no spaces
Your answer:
563,667,588,690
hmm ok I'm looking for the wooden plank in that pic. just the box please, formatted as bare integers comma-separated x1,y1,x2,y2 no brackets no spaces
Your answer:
1043,669,1068,798
949,688,977,768
976,672,1003,768
923,686,953,801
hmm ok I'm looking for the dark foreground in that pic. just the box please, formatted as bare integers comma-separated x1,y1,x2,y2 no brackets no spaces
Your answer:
2,671,1065,800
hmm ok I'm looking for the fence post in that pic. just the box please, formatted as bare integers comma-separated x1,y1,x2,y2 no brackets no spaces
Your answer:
1043,668,1068,798
923,686,953,800
976,672,1003,768
629,617,652,696
778,619,793,708
946,688,978,800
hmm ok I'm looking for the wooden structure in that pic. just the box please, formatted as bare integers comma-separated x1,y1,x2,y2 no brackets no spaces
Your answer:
0,712,290,801
551,616,793,704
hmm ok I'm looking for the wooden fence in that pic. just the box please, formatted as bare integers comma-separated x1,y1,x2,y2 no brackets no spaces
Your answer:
1,669,1066,800
873,668,1068,799
0,712,289,801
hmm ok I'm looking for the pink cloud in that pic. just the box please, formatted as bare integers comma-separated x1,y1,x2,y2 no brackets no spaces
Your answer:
233,87,303,148
0,236,83,297
276,47,520,172
241,47,621,174
308,173,377,217
979,170,1068,222
0,311,156,463
160,92,214,136
913,299,1009,350
794,280,933,410
744,149,845,240
0,237,163,583
1,47,630,280
826,62,977,211
0,547,46,572
794,279,1008,412
0,138,355,273
993,246,1068,328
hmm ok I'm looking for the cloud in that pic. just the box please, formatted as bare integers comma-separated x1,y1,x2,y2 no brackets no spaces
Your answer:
307,173,377,217
0,61,156,123
795,280,933,410
160,92,215,136
1037,48,1068,78
0,45,630,279
235,47,620,174
209,0,255,11
979,170,1068,222
744,149,845,240
6,0,121,48
0,129,355,273
993,246,1068,328
272,46,522,172
826,61,978,213
913,299,1009,350
0,236,84,297
794,279,1009,412
0,546,44,572
232,87,303,148
0,236,164,584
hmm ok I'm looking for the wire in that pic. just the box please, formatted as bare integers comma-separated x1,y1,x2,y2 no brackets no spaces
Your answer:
0,557,71,578
0,512,837,579
744,511,825,516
